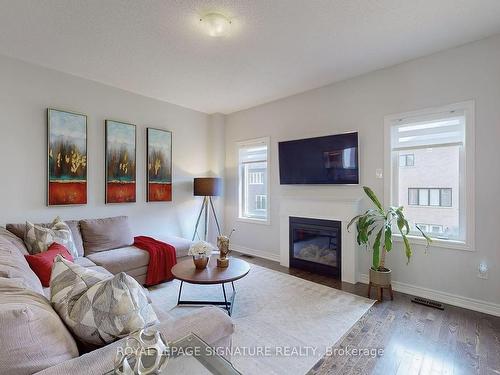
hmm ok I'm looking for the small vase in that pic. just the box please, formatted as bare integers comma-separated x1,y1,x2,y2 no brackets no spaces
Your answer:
193,255,210,270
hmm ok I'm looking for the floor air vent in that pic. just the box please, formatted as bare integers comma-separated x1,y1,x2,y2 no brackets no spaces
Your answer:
411,297,444,310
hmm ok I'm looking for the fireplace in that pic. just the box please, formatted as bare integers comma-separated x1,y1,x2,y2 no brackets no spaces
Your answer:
289,216,341,278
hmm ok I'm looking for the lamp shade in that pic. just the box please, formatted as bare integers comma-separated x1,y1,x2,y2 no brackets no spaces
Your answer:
193,177,222,197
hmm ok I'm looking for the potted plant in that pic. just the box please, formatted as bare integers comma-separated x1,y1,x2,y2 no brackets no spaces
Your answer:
188,241,215,270
347,186,431,289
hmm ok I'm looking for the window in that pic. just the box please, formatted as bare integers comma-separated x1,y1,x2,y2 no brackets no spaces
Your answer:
416,223,444,235
408,188,452,207
385,101,475,250
238,137,270,223
399,154,415,167
255,195,267,210
248,172,264,185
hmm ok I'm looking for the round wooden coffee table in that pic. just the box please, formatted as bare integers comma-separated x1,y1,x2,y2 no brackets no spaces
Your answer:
171,258,250,316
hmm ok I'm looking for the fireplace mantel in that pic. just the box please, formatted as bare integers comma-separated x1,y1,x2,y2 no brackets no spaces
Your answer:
279,195,362,284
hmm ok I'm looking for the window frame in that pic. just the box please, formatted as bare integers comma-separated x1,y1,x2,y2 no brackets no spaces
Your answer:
236,137,271,225
384,101,475,251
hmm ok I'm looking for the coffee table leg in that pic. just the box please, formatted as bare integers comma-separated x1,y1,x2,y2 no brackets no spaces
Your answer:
222,283,230,315
177,281,184,304
175,281,236,316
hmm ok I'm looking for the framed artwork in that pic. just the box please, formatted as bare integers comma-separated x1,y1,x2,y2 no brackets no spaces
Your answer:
105,120,137,203
147,128,172,202
47,108,87,206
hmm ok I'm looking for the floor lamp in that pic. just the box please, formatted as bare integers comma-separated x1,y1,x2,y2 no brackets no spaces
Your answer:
192,177,222,241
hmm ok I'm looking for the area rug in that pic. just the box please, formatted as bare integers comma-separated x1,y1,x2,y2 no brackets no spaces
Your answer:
149,263,374,375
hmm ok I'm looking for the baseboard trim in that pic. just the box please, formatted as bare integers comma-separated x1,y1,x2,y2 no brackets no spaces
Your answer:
358,274,500,317
230,244,281,263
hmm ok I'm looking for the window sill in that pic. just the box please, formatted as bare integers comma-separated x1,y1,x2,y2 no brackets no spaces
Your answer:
392,234,474,252
236,217,271,226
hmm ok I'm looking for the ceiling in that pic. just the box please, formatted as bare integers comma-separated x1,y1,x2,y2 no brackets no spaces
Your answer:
1,1,500,114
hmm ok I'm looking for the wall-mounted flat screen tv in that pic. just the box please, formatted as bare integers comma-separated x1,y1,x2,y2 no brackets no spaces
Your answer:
279,132,359,185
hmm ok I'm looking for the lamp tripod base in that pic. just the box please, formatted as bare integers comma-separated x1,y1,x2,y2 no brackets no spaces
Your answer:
192,196,221,241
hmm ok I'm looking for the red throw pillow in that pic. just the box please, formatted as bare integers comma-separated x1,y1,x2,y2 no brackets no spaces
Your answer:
25,243,74,287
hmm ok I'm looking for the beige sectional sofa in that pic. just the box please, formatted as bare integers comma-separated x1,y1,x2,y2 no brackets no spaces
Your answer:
0,217,234,375
6,216,192,286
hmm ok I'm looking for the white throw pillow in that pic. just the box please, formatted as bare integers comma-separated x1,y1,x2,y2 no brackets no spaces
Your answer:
24,216,78,258
50,256,158,346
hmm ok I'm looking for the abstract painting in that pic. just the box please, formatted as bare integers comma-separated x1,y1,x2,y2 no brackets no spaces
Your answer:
105,120,136,203
147,128,172,202
47,108,87,205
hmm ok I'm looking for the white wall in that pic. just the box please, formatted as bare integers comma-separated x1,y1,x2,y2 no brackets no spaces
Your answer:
224,35,500,310
0,54,216,240
206,113,226,244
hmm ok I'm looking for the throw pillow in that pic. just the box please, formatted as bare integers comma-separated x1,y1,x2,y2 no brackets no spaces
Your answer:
79,216,134,255
25,243,74,287
24,216,79,258
50,256,158,346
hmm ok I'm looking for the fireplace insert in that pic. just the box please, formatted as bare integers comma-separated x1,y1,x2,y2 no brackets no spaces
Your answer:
289,216,341,278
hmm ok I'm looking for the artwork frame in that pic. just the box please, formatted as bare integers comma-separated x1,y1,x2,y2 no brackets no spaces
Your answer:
105,120,137,203
47,108,88,206
147,127,173,202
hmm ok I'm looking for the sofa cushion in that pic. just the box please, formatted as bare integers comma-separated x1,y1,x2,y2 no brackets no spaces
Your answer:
155,235,192,258
123,265,148,278
86,246,149,274
6,220,84,257
51,256,158,346
86,265,114,276
73,257,97,268
24,217,79,258
0,278,79,375
80,216,134,255
0,237,44,295
25,243,74,287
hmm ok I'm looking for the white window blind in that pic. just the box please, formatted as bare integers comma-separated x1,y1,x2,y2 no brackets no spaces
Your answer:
391,111,465,151
239,142,268,164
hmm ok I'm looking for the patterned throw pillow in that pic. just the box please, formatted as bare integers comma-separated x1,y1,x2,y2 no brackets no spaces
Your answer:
24,217,79,258
50,256,158,346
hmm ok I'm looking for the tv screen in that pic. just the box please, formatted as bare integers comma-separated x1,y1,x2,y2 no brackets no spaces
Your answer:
279,132,359,185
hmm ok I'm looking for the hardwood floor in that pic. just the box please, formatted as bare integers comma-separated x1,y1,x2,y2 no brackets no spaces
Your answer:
231,252,500,375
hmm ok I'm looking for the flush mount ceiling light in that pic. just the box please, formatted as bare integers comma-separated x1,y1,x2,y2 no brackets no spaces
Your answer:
199,13,232,37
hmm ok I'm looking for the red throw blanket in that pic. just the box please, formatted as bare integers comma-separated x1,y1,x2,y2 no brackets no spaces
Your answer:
134,236,177,286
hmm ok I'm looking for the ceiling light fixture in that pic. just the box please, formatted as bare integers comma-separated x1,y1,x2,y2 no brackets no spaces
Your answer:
199,13,232,37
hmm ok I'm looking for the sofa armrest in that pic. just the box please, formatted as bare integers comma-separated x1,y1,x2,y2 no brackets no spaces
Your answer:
34,307,234,375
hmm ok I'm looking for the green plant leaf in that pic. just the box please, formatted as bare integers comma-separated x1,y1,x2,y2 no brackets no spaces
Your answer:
367,221,378,237
372,228,383,269
363,186,383,211
402,235,412,264
384,225,392,252
347,212,368,231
